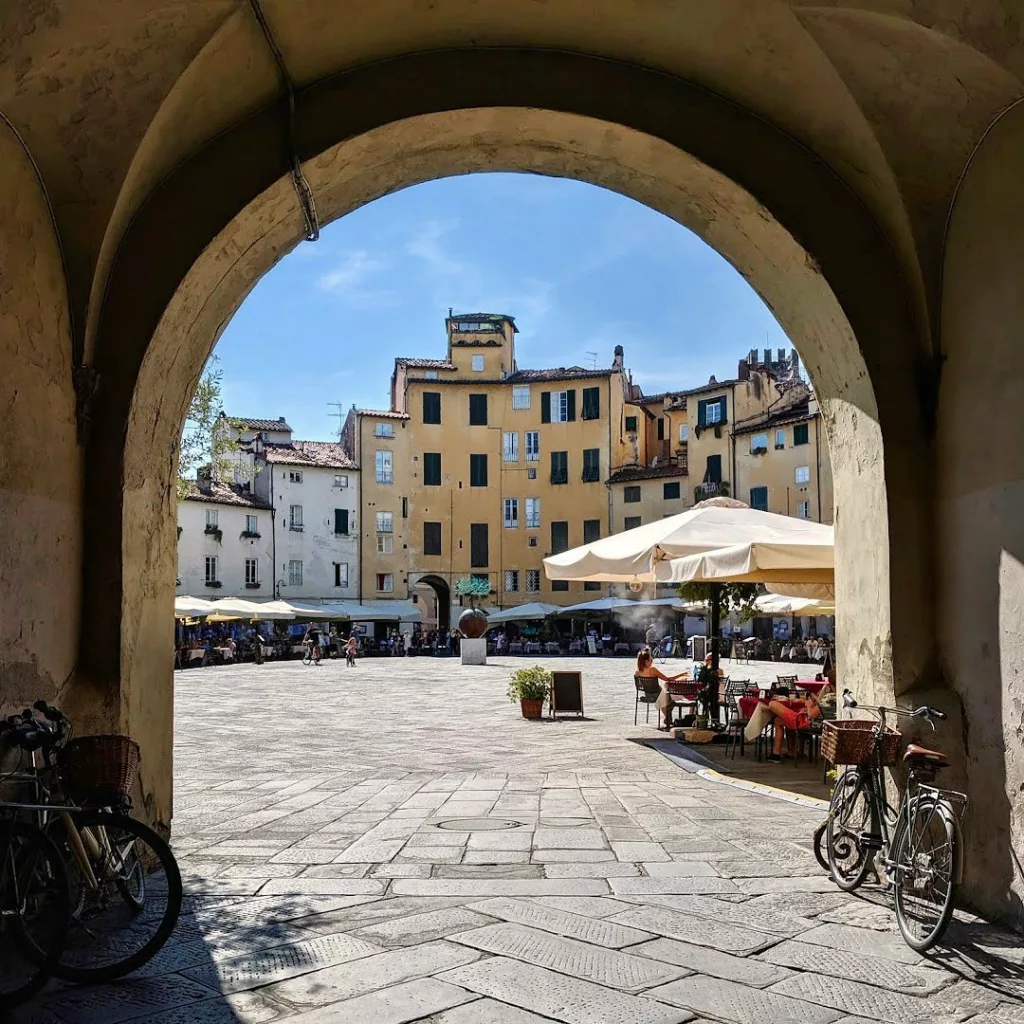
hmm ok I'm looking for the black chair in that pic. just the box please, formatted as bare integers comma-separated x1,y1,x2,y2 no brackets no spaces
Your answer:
796,702,836,766
634,675,663,725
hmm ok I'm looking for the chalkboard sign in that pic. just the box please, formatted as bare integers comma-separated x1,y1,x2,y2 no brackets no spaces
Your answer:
550,671,584,717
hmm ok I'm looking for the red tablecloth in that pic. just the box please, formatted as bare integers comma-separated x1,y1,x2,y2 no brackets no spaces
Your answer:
738,696,805,721
795,679,828,695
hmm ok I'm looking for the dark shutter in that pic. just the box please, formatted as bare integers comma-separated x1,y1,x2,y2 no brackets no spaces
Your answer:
469,394,487,425
551,451,568,484
624,516,642,531
697,399,708,428
334,508,349,535
794,423,809,446
470,523,489,567
565,389,576,422
422,392,441,424
624,485,641,503
582,448,600,482
423,452,441,486
750,486,768,511
470,454,488,487
663,481,681,500
541,391,551,423
424,521,442,555
551,520,569,554
583,519,600,544
582,387,600,420
705,454,722,483
625,415,637,433
657,417,665,441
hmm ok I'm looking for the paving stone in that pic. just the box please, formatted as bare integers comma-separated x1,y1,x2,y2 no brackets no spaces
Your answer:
266,940,482,1008
299,863,372,878
216,862,306,878
296,896,474,935
794,923,926,965
735,875,843,894
406,831,468,847
609,876,741,896
268,847,341,864
418,997,554,1022
743,891,853,918
769,973,963,1024
333,839,406,863
467,830,534,851
395,845,465,863
116,992,287,1024
468,897,654,948
816,901,902,931
33,976,218,1024
640,861,721,877
180,931,385,993
648,975,841,1023
611,842,671,862
392,878,609,897
603,827,653,842
628,936,794,987
532,847,619,862
436,863,544,879
543,861,642,878
532,828,608,850
617,893,815,936
284,977,477,1023
534,895,637,918
352,907,497,946
464,849,532,863
450,922,684,993
608,905,779,954
759,939,953,994
438,956,691,1023
259,878,386,896
372,862,433,878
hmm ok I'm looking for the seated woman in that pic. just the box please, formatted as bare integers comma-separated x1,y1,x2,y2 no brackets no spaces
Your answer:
635,647,691,731
762,692,823,762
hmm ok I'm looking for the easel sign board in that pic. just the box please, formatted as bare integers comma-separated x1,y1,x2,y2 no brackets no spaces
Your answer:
551,671,584,716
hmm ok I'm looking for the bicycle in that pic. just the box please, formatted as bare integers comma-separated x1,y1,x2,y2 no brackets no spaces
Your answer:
822,689,967,951
0,703,183,983
651,635,683,662
302,639,321,665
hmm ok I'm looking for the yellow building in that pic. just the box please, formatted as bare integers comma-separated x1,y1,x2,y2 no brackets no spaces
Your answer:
343,319,834,626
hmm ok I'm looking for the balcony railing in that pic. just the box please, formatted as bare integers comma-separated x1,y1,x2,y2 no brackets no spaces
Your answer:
694,481,730,502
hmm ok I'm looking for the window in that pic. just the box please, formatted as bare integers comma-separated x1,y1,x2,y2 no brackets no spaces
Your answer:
680,424,689,442
584,581,602,592
623,485,641,503
504,498,519,528
541,389,575,423
376,534,393,554
503,432,519,463
288,559,303,586
663,481,681,500
503,569,520,593
375,450,393,484
334,562,349,588
581,386,601,420
423,452,441,486
422,392,441,424
289,504,303,530
334,508,349,535
797,500,811,519
527,468,537,480
205,555,219,584
512,385,531,409
469,394,488,425
583,519,600,545
750,433,768,454
333,474,348,488
704,454,723,483
552,580,569,592
698,397,727,427
471,354,485,372
750,486,769,511
625,415,638,434
657,417,665,441
288,470,303,483
423,521,442,556
244,557,259,585
402,497,408,519
376,511,393,533
470,523,489,568
376,573,394,593
794,423,809,446
526,569,541,593
525,430,540,461
424,369,438,379
374,422,394,438
582,448,600,482
550,450,568,485
205,509,218,528
528,536,538,547
525,497,540,529
624,515,642,531
795,466,811,484
550,520,569,555
470,453,488,487
775,429,786,449
245,514,258,534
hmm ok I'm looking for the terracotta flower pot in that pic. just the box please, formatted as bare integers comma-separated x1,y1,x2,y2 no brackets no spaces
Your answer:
458,607,489,639
520,698,544,720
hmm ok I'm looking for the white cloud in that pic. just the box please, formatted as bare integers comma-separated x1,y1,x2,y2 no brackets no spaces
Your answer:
316,250,400,308
406,219,464,275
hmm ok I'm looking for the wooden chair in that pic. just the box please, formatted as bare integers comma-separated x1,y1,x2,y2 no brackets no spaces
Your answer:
634,675,663,725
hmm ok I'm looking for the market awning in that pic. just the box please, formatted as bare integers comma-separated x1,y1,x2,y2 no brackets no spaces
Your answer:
486,602,562,623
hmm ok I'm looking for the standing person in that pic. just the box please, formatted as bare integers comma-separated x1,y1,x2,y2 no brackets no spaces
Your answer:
303,622,322,665
345,635,357,667
645,622,659,649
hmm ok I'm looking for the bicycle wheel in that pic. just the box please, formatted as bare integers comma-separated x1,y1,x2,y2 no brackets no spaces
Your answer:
812,819,829,872
302,648,312,665
41,809,182,983
893,797,957,951
0,820,70,1007
826,768,873,890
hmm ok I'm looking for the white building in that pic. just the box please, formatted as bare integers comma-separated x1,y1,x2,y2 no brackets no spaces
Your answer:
176,416,360,602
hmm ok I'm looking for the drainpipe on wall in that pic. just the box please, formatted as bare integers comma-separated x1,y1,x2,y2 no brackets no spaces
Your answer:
815,415,823,522
730,383,737,502
270,463,276,597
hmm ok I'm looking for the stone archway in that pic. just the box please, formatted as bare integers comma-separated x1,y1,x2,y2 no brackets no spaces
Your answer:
411,575,452,634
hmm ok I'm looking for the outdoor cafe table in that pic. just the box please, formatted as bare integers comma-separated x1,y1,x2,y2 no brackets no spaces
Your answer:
738,695,806,721
794,679,829,696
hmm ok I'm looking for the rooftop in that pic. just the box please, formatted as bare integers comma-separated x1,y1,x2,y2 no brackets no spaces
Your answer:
355,408,410,420
505,366,614,383
395,357,457,370
224,415,292,432
181,480,273,509
607,463,688,484
262,440,358,469
447,312,518,332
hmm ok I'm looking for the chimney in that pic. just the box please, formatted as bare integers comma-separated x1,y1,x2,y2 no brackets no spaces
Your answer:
612,345,624,370
791,348,801,379
708,374,718,385
278,416,285,423
197,465,213,495
738,358,750,381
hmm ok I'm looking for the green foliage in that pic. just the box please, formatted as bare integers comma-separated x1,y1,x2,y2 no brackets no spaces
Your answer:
176,357,243,500
677,581,761,622
508,665,552,703
455,576,492,598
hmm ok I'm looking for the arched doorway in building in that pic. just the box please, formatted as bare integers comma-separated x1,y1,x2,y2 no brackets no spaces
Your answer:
410,575,451,633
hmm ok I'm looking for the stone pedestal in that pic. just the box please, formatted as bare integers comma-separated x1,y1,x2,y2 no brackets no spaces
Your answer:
460,638,487,665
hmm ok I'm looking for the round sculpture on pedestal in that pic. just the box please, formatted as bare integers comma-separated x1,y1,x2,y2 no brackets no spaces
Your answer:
458,607,489,639
454,576,491,638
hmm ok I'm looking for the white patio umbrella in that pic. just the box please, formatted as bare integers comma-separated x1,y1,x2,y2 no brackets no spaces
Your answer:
174,597,215,618
552,597,636,616
767,582,835,601
487,602,561,623
207,598,294,621
754,593,835,616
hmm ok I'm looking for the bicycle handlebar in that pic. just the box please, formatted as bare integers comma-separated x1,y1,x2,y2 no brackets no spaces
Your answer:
841,689,946,723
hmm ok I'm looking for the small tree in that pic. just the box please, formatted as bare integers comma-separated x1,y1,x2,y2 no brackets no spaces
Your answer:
454,576,491,609
176,358,242,500
677,581,760,621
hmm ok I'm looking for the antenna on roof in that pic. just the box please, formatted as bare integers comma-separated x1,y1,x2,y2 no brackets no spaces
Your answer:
585,351,598,370
327,402,346,441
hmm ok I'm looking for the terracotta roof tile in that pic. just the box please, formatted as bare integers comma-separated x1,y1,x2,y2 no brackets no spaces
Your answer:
607,463,688,484
181,480,273,509
396,357,456,370
262,440,358,469
355,408,410,420
227,415,292,432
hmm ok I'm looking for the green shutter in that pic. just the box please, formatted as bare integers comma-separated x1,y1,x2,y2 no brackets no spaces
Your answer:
566,389,576,422
334,509,348,534
541,391,551,423
697,399,708,428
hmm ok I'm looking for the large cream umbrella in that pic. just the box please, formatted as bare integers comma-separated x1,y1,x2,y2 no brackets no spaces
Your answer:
487,602,561,623
174,597,215,618
207,598,295,621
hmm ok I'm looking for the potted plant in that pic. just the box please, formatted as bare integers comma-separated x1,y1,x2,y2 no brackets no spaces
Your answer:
508,665,551,720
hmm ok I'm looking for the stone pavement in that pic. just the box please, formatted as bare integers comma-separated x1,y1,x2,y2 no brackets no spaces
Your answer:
15,657,1023,1023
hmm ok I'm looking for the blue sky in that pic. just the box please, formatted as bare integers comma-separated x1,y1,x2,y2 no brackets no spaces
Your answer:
214,173,789,440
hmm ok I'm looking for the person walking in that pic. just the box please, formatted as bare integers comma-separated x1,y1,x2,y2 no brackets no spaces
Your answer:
345,635,357,667
303,622,322,665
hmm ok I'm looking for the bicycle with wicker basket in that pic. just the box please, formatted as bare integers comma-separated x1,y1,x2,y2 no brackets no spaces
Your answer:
0,702,182,984
822,689,968,952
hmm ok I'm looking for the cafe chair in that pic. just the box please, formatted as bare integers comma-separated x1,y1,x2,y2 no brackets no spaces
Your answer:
634,675,663,725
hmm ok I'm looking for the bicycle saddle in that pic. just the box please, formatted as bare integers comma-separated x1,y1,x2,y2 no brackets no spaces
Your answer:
903,743,950,768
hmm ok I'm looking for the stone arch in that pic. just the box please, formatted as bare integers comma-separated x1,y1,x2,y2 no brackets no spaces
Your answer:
412,575,452,634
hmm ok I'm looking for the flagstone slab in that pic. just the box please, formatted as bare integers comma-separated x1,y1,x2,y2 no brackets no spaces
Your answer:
629,937,794,988
351,906,498,947
467,897,654,947
608,905,779,954
648,975,841,1024
283,977,477,1024
392,878,609,897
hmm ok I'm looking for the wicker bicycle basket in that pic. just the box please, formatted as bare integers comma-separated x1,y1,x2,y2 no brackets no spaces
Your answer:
821,719,902,766
60,734,140,806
